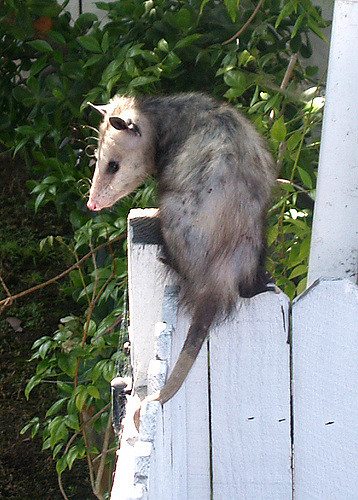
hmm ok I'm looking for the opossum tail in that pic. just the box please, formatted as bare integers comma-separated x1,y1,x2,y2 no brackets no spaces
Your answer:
152,295,220,405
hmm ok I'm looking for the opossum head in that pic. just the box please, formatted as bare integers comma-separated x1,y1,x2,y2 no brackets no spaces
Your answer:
87,98,155,211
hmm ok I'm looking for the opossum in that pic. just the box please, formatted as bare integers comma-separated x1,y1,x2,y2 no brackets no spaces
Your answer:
87,93,277,404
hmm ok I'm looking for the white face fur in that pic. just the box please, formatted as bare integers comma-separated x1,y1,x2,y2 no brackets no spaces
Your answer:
87,99,155,211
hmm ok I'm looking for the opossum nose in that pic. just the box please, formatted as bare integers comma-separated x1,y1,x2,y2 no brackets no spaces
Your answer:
87,200,99,211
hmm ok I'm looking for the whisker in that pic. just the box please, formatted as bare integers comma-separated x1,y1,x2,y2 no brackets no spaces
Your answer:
81,125,100,135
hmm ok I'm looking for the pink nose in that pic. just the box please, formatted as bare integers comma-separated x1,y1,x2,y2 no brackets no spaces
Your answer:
87,200,99,211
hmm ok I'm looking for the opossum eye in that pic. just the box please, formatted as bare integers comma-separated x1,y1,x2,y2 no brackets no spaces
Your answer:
109,116,141,136
107,160,120,174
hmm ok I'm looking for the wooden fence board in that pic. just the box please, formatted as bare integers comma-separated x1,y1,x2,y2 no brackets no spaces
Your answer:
292,279,358,499
209,291,292,499
163,310,211,500
128,209,167,394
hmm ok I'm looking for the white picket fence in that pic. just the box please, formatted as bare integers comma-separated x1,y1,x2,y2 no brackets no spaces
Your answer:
110,209,358,500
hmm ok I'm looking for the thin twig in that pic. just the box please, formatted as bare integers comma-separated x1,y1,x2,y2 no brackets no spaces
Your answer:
81,414,97,495
70,247,91,306
64,403,111,456
94,413,113,496
223,0,265,45
58,474,70,500
0,274,11,297
0,232,126,313
92,446,117,464
280,53,299,91
277,178,312,196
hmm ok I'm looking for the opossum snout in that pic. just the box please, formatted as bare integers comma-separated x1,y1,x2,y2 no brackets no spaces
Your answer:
87,199,101,211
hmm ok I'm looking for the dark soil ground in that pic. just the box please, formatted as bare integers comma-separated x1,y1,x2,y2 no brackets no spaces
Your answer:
0,155,94,499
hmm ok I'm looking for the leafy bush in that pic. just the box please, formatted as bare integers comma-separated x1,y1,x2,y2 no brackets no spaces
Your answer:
1,0,327,497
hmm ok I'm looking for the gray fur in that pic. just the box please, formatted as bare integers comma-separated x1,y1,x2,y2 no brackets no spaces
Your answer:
87,92,277,403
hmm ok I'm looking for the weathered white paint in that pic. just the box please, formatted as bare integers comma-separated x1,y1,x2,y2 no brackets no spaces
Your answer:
308,0,358,286
161,309,211,500
292,279,358,499
111,286,176,500
209,291,292,499
111,393,142,500
127,209,167,394
112,213,210,499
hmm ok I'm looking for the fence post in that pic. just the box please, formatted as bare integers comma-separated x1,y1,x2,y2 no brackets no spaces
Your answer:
292,279,358,498
307,0,358,286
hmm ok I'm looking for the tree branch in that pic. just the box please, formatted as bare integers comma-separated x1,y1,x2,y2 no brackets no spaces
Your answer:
223,0,265,45
280,53,299,91
0,232,126,314
94,413,113,497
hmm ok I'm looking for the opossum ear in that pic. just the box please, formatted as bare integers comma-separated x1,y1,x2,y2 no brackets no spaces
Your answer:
109,116,141,136
87,102,108,116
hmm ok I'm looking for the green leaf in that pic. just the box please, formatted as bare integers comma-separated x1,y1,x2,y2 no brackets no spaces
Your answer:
95,1,112,10
35,191,46,213
174,8,192,31
199,0,210,16
39,339,52,359
270,116,287,142
224,0,239,23
296,277,307,295
30,57,48,77
32,336,51,350
56,455,68,475
83,54,103,68
289,264,307,279
20,417,40,435
157,39,169,52
78,35,102,53
91,360,106,382
25,375,41,399
129,76,158,88
175,34,202,49
87,385,100,399
57,382,74,395
101,31,110,53
75,386,88,411
13,138,29,156
291,13,306,39
75,12,98,29
267,224,279,246
287,131,302,151
46,398,68,417
223,70,250,96
307,17,327,42
275,2,295,29
50,421,68,448
65,413,80,431
57,353,77,377
102,360,116,382
53,443,64,458
28,40,53,53
31,421,40,438
297,166,313,189
12,86,35,107
66,446,79,470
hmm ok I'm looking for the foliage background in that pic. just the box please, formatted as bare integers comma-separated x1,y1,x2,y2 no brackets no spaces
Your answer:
0,0,327,498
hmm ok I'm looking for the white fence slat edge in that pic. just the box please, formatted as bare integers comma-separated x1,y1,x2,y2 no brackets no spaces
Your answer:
292,278,358,499
127,209,167,394
210,291,292,499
